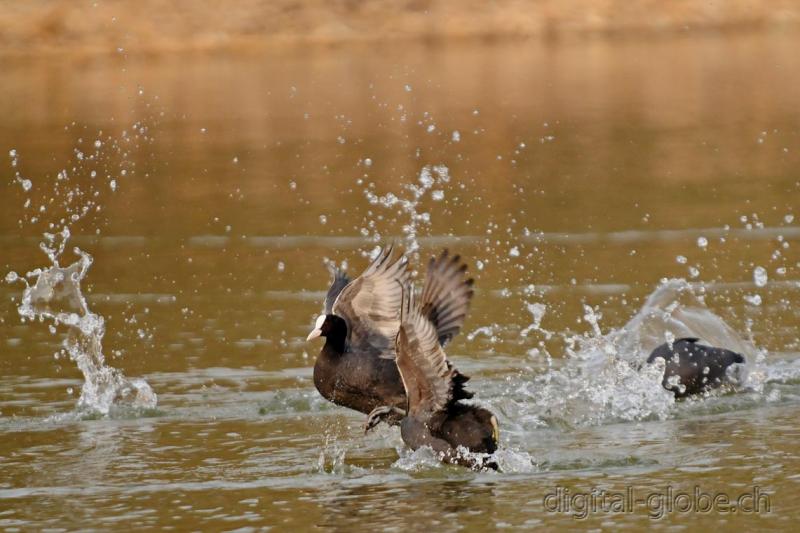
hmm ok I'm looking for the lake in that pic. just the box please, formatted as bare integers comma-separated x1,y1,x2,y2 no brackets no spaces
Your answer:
1,31,799,529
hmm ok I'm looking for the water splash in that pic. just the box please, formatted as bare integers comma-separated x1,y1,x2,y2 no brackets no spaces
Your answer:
614,279,760,363
392,445,537,474
315,430,350,474
392,446,447,471
5,118,158,416
512,279,760,427
520,302,548,338
362,164,450,258
8,248,156,415
492,448,540,473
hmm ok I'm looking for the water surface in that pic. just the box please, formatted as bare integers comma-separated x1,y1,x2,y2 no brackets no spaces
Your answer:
1,32,800,529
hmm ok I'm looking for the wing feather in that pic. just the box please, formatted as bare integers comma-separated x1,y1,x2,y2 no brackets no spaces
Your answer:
332,246,410,359
419,250,474,346
324,266,350,315
395,285,472,427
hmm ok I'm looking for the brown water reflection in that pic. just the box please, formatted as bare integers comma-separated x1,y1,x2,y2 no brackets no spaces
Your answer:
1,32,799,529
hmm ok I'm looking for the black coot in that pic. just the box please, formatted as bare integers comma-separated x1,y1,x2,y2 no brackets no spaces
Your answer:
365,286,499,470
647,337,745,398
306,246,474,425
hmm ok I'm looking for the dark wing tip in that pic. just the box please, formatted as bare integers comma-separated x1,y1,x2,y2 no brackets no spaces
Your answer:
420,249,475,346
324,262,352,314
328,264,348,281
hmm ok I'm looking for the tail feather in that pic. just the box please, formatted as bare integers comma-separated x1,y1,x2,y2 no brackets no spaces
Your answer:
420,250,474,346
450,364,473,401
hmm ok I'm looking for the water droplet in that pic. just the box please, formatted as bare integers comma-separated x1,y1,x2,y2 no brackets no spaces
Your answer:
277,261,285,272
509,246,520,258
363,158,372,167
676,255,687,264
5,271,18,283
418,168,434,188
431,190,444,201
404,84,412,92
753,266,768,287
451,131,460,142
17,178,32,191
697,236,708,249
744,294,762,306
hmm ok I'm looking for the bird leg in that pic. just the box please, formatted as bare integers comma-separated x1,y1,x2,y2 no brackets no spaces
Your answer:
364,405,405,433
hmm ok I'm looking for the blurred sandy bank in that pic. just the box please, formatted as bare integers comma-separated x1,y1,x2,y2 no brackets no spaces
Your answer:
2,0,800,55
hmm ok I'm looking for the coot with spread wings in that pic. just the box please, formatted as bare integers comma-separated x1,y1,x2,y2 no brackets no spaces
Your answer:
364,285,499,470
306,246,474,425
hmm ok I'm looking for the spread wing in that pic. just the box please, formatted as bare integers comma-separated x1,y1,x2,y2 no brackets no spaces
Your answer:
395,285,472,426
332,246,410,359
324,265,350,315
419,249,474,346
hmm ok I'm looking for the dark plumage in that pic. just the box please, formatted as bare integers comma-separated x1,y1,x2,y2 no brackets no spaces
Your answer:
307,247,474,425
420,250,475,346
366,286,499,471
647,337,746,398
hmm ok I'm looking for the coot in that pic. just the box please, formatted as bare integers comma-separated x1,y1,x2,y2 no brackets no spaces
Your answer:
365,286,499,470
647,337,745,398
306,246,474,425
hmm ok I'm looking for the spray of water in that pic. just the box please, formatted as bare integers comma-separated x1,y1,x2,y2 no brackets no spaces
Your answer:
362,164,450,260
510,278,760,427
8,249,157,415
6,121,158,416
614,278,761,365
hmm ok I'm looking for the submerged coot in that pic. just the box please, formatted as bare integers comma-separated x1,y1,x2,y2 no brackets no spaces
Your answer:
366,286,499,470
647,337,745,398
306,246,474,425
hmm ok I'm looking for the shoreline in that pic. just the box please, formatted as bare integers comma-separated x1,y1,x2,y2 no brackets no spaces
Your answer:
1,1,799,58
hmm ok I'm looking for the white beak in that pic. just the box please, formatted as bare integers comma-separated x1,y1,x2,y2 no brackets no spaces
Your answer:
306,315,327,342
